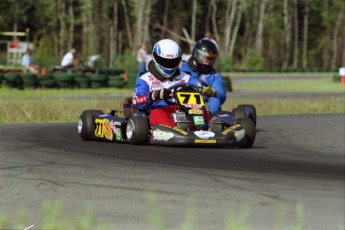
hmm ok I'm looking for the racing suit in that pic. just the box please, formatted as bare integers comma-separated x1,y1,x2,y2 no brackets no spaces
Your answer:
133,61,201,127
179,60,227,115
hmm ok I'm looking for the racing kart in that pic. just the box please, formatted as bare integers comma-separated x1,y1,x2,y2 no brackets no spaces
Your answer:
77,83,256,148
52,64,95,75
52,55,101,75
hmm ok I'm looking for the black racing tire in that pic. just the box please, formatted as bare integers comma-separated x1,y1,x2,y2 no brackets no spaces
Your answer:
232,107,246,119
78,110,104,141
237,104,257,126
237,118,256,148
126,116,150,145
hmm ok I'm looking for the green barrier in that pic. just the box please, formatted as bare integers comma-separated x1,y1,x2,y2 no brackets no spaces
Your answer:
37,74,57,88
19,73,37,88
74,74,90,88
90,81,105,89
125,71,138,88
3,73,21,88
0,74,3,86
97,68,125,75
108,75,125,88
53,73,75,88
89,74,108,82
89,74,108,88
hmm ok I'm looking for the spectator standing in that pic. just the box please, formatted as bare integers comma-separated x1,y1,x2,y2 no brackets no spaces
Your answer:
137,43,147,75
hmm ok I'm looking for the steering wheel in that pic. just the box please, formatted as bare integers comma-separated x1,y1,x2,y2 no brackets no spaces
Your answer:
163,83,201,105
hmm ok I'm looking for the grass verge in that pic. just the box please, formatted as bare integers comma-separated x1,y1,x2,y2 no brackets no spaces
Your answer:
234,77,345,93
0,202,109,230
0,76,344,123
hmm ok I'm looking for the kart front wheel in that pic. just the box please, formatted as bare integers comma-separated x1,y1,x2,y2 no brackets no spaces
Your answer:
78,110,104,141
126,116,150,145
237,118,256,148
237,104,257,126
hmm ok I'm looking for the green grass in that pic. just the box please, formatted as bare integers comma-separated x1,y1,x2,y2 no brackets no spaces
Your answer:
0,202,109,230
0,86,132,98
0,76,344,123
234,76,345,93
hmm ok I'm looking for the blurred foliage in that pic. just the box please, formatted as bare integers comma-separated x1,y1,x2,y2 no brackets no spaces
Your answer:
245,50,265,70
0,0,344,71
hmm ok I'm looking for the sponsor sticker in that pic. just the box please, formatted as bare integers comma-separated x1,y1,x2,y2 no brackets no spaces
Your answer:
189,108,203,115
185,104,202,108
160,125,188,135
103,119,113,140
194,130,215,139
116,128,122,140
234,129,245,141
135,95,147,104
195,139,216,144
222,124,241,135
153,129,174,141
173,127,188,135
193,116,205,125
218,113,230,117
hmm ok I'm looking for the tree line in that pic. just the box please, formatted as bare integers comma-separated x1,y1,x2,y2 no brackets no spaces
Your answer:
0,0,344,71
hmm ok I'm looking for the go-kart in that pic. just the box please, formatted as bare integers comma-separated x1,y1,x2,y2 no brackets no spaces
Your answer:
52,55,101,75
77,83,256,148
52,65,95,75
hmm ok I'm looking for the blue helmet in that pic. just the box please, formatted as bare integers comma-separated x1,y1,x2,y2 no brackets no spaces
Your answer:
152,39,182,79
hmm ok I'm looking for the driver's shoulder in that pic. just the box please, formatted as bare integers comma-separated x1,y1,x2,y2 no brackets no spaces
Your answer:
175,71,193,82
139,72,157,82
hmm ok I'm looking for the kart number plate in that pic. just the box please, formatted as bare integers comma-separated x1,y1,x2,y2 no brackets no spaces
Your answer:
176,92,204,106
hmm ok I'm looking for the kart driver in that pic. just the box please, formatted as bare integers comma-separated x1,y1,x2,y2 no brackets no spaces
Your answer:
132,39,205,127
179,39,226,116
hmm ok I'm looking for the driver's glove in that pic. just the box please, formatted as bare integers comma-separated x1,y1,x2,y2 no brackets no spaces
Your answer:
203,86,216,97
150,88,170,101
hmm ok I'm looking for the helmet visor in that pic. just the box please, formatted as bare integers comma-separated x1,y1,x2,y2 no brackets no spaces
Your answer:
194,49,216,66
153,53,181,69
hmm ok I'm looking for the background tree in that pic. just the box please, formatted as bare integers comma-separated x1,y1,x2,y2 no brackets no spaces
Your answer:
0,0,343,71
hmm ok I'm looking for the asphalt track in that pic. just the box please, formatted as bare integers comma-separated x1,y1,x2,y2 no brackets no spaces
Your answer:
0,114,344,229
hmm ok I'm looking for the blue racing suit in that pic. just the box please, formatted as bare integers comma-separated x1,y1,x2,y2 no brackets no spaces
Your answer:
179,61,226,114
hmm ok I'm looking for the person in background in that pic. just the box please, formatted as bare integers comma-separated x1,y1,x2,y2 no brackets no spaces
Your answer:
21,48,39,74
61,48,76,68
137,43,148,75
10,37,20,49
179,39,226,116
132,39,203,127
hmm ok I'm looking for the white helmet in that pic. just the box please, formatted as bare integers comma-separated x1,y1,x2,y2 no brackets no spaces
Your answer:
152,39,182,79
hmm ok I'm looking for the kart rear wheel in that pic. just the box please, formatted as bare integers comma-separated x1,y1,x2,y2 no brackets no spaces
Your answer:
237,104,257,125
126,116,150,145
232,107,246,119
237,118,255,148
78,110,104,141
